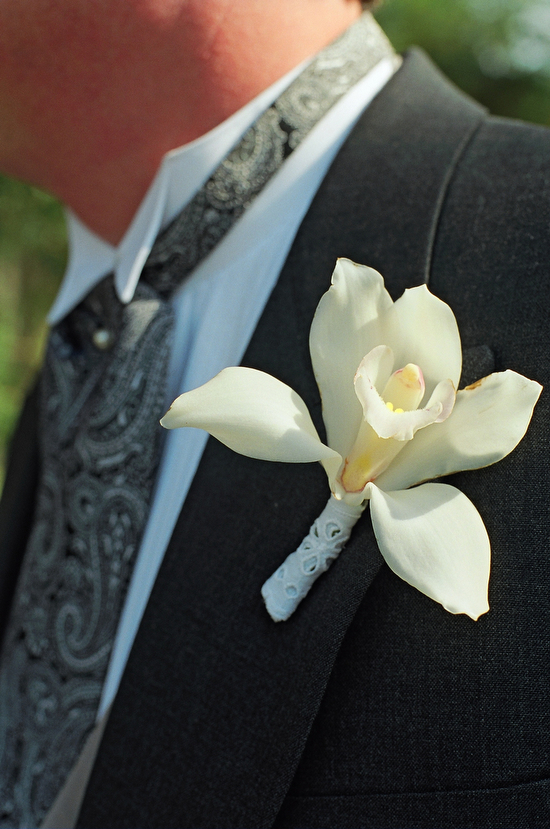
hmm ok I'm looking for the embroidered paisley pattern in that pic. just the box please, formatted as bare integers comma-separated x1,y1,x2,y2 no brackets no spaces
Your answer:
0,283,172,827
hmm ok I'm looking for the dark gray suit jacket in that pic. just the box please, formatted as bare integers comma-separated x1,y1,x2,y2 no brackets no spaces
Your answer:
1,50,549,828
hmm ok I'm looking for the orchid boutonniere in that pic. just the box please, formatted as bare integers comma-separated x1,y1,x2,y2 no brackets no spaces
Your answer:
161,260,541,622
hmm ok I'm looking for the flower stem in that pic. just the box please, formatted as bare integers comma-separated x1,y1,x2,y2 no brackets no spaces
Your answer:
261,495,365,622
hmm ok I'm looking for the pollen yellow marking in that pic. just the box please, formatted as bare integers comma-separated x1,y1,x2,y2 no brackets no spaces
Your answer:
395,407,404,414
386,401,394,411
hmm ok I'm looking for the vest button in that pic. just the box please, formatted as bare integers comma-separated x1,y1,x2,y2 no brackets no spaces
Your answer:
92,327,115,350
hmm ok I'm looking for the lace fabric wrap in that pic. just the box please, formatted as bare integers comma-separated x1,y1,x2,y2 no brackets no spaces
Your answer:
262,497,365,622
0,14,394,827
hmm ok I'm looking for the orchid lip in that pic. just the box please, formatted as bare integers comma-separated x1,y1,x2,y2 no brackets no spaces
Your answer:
338,351,455,495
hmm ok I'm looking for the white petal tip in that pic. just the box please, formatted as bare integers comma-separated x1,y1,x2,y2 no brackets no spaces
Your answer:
444,600,490,621
159,403,183,429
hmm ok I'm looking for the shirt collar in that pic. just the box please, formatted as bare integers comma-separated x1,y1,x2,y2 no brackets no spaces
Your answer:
48,61,307,324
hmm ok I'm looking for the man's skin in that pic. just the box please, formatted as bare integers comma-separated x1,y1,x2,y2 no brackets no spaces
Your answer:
0,0,362,245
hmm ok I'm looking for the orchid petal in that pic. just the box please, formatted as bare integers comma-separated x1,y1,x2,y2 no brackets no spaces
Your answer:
309,259,393,459
385,285,462,398
356,344,395,392
161,367,341,466
376,371,542,492
367,482,490,620
424,378,456,423
363,399,445,441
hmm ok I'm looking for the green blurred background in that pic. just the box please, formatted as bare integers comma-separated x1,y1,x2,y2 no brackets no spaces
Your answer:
0,0,549,480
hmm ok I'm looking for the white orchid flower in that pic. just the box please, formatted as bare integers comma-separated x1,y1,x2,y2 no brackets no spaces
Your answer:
161,259,541,622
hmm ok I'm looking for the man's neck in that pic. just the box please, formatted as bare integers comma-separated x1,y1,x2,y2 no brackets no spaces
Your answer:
0,0,362,244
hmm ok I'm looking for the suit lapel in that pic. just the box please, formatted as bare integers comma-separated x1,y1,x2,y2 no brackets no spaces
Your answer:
72,50,486,828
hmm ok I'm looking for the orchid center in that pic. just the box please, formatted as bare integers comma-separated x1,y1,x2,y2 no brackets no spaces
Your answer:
338,360,426,495
382,363,425,411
